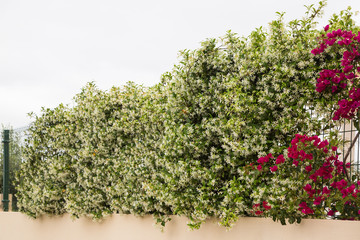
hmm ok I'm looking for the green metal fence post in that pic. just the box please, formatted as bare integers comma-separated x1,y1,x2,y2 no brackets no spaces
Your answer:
2,129,10,211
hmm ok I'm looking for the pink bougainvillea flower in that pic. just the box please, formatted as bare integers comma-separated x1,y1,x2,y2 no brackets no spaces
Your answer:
275,154,285,164
310,174,317,182
257,165,262,171
270,165,278,172
303,208,314,215
347,184,356,194
257,157,265,164
314,196,323,205
262,201,271,210
322,186,330,195
255,210,263,216
253,203,260,208
318,140,329,149
305,165,312,172
328,210,335,216
335,29,342,36
311,48,320,55
299,202,307,208
299,150,306,158
336,179,348,190
343,65,353,73
298,202,314,215
342,38,353,45
324,25,330,31
257,154,273,165
304,184,312,192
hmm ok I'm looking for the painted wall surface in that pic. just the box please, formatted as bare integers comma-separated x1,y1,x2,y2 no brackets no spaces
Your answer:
0,213,360,240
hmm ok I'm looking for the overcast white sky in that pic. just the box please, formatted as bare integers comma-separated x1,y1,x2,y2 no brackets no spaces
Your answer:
1,0,360,129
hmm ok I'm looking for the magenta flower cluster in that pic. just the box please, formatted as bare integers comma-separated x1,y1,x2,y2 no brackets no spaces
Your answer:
312,25,360,120
252,201,272,216
255,133,360,217
299,201,314,215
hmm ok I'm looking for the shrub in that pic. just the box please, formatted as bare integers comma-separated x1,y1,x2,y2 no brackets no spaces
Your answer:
16,2,359,228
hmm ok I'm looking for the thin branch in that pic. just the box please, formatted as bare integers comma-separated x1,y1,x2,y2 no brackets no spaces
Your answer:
342,131,360,181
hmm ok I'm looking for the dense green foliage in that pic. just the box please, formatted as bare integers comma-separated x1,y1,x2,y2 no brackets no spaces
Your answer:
16,2,360,228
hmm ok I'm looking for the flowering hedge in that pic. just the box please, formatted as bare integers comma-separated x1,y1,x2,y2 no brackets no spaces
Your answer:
16,3,360,229
251,11,360,225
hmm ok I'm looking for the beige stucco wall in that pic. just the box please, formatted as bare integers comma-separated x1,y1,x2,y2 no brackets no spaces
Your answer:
1,213,360,240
